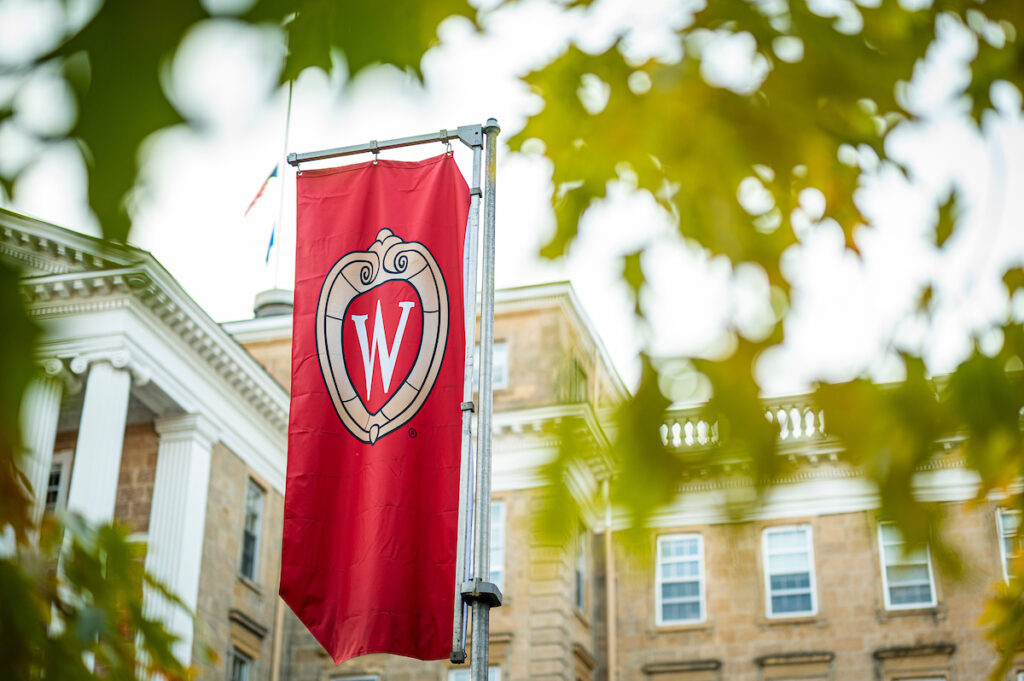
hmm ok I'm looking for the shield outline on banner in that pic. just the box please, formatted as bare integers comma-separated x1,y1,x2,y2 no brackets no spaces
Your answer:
315,228,449,444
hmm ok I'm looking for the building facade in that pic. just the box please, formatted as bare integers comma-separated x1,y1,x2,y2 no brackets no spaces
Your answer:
6,209,1023,681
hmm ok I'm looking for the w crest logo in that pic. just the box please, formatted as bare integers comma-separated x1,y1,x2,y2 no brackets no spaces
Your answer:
351,300,416,401
315,228,449,444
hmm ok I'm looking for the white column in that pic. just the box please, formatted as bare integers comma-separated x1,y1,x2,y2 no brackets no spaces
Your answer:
20,366,64,525
144,414,217,666
66,361,132,524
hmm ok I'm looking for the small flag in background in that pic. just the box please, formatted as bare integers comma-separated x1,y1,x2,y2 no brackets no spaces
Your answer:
265,223,276,264
245,165,279,216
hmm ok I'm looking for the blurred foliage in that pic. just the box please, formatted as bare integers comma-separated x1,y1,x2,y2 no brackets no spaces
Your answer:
2,513,194,681
0,0,472,678
3,0,1024,676
510,1,1024,677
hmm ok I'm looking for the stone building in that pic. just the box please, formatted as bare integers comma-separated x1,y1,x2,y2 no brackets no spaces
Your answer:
7,207,1024,681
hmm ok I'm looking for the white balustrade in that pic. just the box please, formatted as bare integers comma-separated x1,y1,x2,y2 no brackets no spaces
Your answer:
661,399,825,449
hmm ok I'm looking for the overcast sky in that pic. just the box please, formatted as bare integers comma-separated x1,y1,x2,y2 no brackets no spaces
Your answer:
3,0,1023,398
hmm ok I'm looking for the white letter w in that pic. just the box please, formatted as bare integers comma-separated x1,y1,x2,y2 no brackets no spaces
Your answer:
351,300,416,400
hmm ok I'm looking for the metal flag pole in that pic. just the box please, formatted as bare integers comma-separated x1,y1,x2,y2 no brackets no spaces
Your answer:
468,118,501,681
273,80,293,289
451,130,484,663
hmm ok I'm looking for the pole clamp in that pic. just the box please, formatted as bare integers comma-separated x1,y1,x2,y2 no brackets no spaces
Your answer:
461,579,502,608
461,401,475,413
370,139,379,165
470,186,482,197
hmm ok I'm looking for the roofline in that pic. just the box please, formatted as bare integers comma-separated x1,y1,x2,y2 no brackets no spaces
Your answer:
222,280,631,400
0,207,147,268
7,209,289,427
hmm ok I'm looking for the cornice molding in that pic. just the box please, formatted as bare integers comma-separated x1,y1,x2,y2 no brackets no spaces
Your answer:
20,267,288,433
0,214,130,274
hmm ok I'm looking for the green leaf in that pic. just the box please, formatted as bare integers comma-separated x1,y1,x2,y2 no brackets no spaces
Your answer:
57,1,208,242
934,190,961,247
1004,266,1024,296
246,0,477,83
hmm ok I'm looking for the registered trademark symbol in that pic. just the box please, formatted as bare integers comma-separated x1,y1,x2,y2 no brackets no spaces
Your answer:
408,428,417,438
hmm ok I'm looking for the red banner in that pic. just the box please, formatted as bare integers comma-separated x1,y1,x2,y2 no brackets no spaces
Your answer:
281,154,469,663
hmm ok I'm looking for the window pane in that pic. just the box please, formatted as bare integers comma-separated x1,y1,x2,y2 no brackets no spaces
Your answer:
663,538,699,558
662,601,701,622
230,649,252,681
657,534,704,624
890,583,932,605
771,593,812,614
886,564,930,585
661,560,699,579
768,551,809,574
766,528,808,551
241,480,264,580
770,572,810,591
764,526,815,617
474,343,509,391
662,581,700,599
880,524,903,543
490,500,505,591
450,667,499,681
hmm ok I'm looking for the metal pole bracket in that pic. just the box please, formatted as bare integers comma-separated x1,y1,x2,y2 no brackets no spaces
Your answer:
461,579,503,608
461,401,476,413
457,124,483,149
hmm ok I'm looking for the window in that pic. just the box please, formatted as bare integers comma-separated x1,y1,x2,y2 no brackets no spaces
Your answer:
575,525,587,611
229,647,252,681
998,509,1020,582
655,533,705,625
449,666,500,681
45,449,72,513
762,525,817,618
490,500,505,591
240,479,264,581
878,523,937,609
473,341,509,391
566,357,588,403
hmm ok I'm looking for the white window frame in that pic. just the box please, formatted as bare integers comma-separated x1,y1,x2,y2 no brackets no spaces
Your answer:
228,646,252,681
489,499,505,592
45,448,73,513
240,478,265,581
998,508,1020,582
574,525,587,612
878,523,937,610
449,666,500,681
762,524,818,619
655,533,706,626
474,341,509,391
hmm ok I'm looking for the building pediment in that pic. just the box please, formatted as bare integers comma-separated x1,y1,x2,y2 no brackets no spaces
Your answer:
4,208,289,489
0,208,140,277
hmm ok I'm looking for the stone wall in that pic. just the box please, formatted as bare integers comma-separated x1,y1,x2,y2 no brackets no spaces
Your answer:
53,422,159,533
243,338,293,392
613,503,1008,680
194,442,285,680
